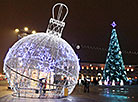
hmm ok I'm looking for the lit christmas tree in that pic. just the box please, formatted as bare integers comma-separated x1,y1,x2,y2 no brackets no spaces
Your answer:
103,21,127,85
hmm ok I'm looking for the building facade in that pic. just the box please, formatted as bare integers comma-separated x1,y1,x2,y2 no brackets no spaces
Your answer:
79,62,138,83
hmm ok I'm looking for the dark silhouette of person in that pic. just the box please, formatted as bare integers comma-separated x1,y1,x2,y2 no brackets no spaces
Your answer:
93,77,97,85
39,78,47,98
64,77,68,87
84,78,90,93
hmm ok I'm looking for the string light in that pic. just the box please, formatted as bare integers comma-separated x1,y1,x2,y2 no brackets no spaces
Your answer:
72,43,138,55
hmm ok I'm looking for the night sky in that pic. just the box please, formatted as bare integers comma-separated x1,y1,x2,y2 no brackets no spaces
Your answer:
0,0,138,73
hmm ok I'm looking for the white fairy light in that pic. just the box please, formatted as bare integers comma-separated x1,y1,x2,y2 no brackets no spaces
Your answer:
76,45,80,50
119,51,122,54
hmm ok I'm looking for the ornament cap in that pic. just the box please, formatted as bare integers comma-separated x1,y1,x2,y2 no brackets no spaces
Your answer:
46,3,68,37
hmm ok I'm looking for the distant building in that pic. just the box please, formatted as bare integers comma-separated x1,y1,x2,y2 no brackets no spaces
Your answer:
79,62,138,82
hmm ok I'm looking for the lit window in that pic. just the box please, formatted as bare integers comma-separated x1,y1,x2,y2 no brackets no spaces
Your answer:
91,76,93,82
128,77,131,80
101,67,104,70
86,66,89,70
82,66,84,69
127,68,129,71
96,67,98,70
96,77,98,80
129,65,132,67
131,69,134,71
91,67,93,70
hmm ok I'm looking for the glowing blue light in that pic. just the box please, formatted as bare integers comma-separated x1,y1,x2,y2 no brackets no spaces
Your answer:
103,94,128,99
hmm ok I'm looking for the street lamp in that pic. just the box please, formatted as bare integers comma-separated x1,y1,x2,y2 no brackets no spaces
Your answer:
32,30,36,34
14,28,19,33
14,27,37,40
24,27,29,32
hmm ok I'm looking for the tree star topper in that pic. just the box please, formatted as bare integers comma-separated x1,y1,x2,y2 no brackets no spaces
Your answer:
111,21,117,28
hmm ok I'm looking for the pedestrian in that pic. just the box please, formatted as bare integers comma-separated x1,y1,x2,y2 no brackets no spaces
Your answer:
39,79,43,98
39,78,46,98
84,78,90,93
43,79,47,95
129,79,132,85
64,77,68,87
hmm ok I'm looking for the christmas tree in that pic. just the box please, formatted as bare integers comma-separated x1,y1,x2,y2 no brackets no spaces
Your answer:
103,21,127,85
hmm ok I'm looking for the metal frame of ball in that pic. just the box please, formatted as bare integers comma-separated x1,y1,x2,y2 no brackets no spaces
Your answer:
3,33,80,98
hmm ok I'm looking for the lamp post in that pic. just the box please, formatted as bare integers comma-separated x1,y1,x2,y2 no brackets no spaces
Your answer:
14,27,36,40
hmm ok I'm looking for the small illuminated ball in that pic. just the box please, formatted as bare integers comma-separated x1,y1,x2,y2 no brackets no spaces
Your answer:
76,45,80,50
3,32,80,97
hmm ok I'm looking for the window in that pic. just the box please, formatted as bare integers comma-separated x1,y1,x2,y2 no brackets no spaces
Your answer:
91,67,93,70
131,69,134,72
127,68,129,71
101,67,104,70
82,66,84,69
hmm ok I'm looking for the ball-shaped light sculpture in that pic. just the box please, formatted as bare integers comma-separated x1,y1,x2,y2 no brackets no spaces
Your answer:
3,3,80,98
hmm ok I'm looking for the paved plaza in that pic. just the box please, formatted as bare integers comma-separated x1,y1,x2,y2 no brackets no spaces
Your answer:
0,80,138,102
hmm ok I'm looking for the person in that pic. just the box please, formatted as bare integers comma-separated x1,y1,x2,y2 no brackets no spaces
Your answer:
64,77,68,87
129,79,132,85
43,79,47,94
39,78,47,98
39,79,43,98
84,78,90,93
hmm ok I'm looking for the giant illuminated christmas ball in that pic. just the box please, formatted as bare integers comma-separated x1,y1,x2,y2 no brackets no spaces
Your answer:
3,3,80,98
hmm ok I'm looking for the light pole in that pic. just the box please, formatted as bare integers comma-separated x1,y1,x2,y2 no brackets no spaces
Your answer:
14,27,36,40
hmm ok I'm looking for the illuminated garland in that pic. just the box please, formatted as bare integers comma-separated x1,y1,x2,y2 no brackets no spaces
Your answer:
72,43,138,55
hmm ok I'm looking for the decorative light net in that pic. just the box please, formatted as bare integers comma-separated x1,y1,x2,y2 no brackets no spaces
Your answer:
3,3,80,98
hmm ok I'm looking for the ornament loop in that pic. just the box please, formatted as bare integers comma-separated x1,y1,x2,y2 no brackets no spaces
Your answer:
52,3,68,22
